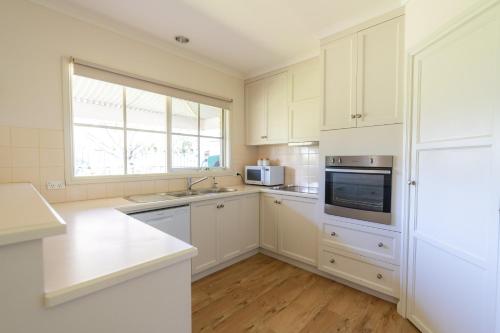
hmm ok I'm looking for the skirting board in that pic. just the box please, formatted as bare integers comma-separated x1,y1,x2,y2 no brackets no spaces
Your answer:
191,247,399,306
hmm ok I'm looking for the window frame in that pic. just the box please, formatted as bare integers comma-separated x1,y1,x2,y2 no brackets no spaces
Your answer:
63,59,233,185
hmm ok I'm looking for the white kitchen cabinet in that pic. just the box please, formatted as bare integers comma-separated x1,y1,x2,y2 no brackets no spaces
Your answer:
240,193,260,251
217,196,242,262
191,194,260,275
245,72,288,145
245,79,268,144
321,15,404,130
259,193,279,252
278,196,317,265
260,193,318,265
289,57,320,142
356,16,404,127
322,34,357,130
191,200,219,274
266,72,289,143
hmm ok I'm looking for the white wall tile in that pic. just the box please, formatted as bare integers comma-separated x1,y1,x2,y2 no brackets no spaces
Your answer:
66,184,88,202
12,167,40,189
11,128,39,147
0,127,10,146
87,183,107,199
40,148,64,167
106,182,124,198
0,168,12,183
0,147,12,167
39,129,64,148
12,147,39,167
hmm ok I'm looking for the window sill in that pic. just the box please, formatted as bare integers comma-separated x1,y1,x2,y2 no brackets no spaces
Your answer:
65,169,237,185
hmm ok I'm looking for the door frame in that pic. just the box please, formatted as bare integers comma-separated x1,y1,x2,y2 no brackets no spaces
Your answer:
402,0,500,329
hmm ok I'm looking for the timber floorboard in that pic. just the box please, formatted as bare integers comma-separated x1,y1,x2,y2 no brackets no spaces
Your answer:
192,253,419,333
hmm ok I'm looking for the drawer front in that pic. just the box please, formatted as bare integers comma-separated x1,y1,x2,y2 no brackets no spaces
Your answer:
322,223,400,264
319,248,399,297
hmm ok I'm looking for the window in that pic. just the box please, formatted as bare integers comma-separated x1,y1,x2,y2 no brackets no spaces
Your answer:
68,62,230,180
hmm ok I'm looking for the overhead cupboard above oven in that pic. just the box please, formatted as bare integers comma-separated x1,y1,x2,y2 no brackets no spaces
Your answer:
324,155,393,225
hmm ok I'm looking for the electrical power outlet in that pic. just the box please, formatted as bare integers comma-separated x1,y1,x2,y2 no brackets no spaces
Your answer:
46,180,66,190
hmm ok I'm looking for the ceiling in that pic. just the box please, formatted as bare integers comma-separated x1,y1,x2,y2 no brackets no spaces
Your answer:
34,0,402,78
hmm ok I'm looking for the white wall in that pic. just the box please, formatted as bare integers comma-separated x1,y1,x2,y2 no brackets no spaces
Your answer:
405,0,488,49
0,0,257,202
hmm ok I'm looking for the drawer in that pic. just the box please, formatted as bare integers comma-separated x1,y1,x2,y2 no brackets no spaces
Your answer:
319,248,399,297
322,223,400,265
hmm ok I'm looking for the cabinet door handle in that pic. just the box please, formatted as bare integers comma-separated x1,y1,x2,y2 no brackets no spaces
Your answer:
277,200,281,205
329,258,335,264
261,135,268,139
377,273,383,279
350,114,356,119
216,204,220,209
355,114,362,119
377,242,384,248
330,231,336,237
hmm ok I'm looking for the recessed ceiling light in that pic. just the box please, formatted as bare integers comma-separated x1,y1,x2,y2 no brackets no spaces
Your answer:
174,35,190,44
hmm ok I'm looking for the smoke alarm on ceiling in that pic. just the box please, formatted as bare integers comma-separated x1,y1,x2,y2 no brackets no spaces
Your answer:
174,35,190,44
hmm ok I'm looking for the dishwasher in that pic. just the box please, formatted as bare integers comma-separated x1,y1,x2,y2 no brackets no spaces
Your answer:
129,205,191,244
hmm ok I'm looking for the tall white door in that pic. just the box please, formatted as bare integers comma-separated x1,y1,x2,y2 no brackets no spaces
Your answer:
407,4,500,333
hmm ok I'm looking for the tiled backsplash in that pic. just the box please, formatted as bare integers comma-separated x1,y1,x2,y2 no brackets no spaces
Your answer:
257,144,319,187
0,126,243,203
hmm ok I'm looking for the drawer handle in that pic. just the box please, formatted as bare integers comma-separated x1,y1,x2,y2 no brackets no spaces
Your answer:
377,273,383,280
330,231,336,237
378,242,384,248
329,258,335,264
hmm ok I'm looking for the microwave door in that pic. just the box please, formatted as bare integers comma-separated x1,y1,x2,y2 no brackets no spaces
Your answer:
246,167,263,185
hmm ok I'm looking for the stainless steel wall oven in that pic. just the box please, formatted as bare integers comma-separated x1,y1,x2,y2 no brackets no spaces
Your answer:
324,156,393,225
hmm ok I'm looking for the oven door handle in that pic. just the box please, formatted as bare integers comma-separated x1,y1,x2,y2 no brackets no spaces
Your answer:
325,168,391,175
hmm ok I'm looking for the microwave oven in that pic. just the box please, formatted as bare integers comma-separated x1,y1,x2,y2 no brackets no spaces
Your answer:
245,166,284,186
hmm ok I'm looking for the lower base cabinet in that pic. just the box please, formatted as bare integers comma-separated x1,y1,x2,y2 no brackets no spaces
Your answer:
191,193,259,275
260,193,318,265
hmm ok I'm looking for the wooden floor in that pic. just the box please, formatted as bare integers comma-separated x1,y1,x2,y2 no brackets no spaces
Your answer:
192,254,419,333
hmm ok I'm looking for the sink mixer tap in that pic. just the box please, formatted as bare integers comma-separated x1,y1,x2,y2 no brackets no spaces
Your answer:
186,177,209,191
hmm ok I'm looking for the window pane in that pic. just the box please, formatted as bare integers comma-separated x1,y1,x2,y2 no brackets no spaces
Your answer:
172,98,198,135
72,75,123,127
200,137,222,168
73,125,124,176
171,135,198,168
126,88,166,131
200,104,222,137
127,130,166,174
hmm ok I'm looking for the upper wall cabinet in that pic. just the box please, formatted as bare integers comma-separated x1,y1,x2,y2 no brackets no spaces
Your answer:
245,72,288,145
288,58,320,142
321,14,404,130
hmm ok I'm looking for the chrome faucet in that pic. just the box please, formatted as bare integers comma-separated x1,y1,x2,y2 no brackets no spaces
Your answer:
186,177,209,191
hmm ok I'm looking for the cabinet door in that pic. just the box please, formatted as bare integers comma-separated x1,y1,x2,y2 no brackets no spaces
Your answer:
278,196,318,265
245,79,268,145
260,193,279,252
289,58,320,142
240,194,260,252
191,200,218,274
322,34,357,130
218,197,242,262
266,72,289,144
356,16,404,127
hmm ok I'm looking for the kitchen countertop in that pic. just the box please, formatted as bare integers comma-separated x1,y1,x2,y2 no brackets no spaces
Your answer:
0,183,65,247
43,185,317,307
